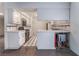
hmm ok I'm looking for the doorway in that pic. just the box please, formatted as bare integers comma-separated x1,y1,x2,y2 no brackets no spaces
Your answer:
13,8,37,47
0,15,4,50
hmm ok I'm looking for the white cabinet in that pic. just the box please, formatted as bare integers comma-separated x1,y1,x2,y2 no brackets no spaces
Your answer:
13,10,21,24
5,31,25,49
37,31,56,49
19,31,25,46
5,8,21,24
37,8,69,20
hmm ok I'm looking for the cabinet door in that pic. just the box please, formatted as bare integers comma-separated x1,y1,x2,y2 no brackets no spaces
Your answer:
37,8,69,20
13,10,21,24
19,31,25,45
37,32,55,49
37,32,50,49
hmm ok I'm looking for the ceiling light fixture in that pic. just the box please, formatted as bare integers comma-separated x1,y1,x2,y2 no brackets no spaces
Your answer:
0,13,3,15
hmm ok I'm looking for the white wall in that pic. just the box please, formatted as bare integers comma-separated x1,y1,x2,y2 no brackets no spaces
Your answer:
70,3,79,55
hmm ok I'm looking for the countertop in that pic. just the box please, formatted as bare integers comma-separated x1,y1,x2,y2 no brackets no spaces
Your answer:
5,30,25,32
37,30,70,33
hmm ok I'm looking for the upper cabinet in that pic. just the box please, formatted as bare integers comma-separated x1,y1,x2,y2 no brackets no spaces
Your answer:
5,2,70,24
37,3,70,20
7,8,14,24
5,8,21,24
37,8,69,20
13,10,21,24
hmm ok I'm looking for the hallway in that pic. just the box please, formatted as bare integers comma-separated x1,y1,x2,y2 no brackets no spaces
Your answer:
23,35,37,47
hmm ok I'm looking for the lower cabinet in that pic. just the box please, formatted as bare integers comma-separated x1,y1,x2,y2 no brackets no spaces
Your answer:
5,31,25,49
37,31,56,49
